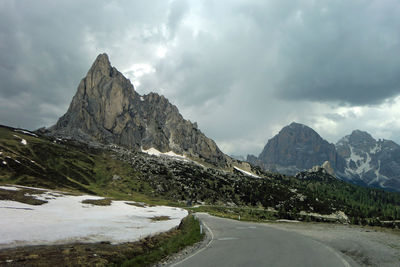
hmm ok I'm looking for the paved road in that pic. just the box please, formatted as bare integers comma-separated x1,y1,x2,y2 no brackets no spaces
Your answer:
172,213,354,267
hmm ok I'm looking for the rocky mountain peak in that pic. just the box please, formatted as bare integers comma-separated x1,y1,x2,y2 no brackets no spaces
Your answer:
91,53,111,71
288,121,307,128
85,53,116,84
348,130,376,145
253,122,345,175
50,53,229,168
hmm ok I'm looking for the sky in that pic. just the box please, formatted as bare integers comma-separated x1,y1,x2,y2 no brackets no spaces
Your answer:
1,0,400,156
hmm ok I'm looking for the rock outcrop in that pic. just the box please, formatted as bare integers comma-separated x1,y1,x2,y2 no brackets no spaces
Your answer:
308,161,335,176
50,53,228,168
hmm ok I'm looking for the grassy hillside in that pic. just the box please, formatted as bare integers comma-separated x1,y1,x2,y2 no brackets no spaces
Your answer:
0,125,173,205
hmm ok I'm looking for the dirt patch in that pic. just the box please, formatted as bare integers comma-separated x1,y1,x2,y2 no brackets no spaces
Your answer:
0,187,47,205
125,201,147,207
81,198,112,206
151,216,171,221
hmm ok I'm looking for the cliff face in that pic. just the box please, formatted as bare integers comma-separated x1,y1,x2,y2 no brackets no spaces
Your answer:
254,122,345,175
51,53,228,167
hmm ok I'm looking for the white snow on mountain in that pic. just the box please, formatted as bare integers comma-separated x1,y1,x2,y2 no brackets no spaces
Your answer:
0,186,20,191
12,135,27,145
141,147,187,160
345,146,372,176
370,144,381,154
233,166,260,178
370,160,389,186
14,129,38,137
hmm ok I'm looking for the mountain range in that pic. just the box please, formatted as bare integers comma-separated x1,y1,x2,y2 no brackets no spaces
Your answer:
40,53,399,192
1,52,400,232
247,122,400,192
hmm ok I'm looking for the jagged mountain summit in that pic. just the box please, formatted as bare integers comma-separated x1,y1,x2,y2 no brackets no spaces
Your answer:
50,53,228,168
336,130,400,191
248,122,345,175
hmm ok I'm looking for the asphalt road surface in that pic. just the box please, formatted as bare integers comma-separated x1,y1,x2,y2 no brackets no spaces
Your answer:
171,213,355,267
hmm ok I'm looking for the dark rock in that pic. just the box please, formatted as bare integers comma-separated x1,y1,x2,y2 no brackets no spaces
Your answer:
256,122,345,175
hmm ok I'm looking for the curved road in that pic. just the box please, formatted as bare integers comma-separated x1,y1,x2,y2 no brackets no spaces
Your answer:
171,213,355,267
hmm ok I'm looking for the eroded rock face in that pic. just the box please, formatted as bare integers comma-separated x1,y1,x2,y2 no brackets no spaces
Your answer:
51,53,228,168
255,122,345,175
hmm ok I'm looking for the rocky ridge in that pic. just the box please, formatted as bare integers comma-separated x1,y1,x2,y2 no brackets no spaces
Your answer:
50,53,229,168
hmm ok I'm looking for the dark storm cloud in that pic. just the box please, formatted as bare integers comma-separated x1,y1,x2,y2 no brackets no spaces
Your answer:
243,0,400,105
143,0,400,110
1,0,400,155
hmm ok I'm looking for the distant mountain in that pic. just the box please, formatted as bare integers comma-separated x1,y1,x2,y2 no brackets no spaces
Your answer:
49,53,229,168
336,130,400,191
248,122,400,192
230,155,246,161
248,122,345,175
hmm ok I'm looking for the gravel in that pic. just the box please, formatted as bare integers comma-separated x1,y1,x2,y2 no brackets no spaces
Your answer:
266,222,400,266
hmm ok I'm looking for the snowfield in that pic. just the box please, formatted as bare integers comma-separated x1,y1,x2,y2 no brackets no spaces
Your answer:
0,186,188,249
233,166,260,178
141,147,187,160
14,129,38,137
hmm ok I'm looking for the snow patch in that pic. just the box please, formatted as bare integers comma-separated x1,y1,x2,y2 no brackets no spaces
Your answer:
2,161,6,165
369,160,389,185
12,135,27,145
345,146,373,176
14,130,38,137
233,166,260,178
0,187,188,249
141,147,187,160
370,144,381,154
0,186,20,191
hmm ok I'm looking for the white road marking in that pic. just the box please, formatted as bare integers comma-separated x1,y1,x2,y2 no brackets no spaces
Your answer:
218,237,238,241
236,226,257,229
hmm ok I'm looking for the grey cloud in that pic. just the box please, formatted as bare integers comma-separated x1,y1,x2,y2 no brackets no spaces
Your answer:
0,0,171,129
238,1,400,105
167,0,189,39
1,0,400,155
323,113,346,122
